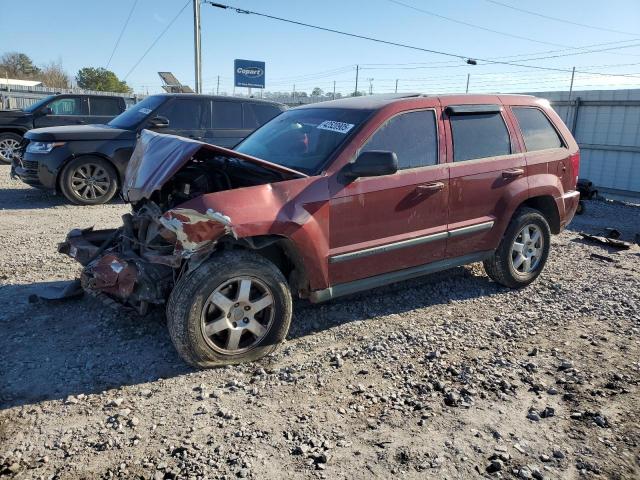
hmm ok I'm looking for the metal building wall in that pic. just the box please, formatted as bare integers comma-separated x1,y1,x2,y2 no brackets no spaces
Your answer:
532,89,640,196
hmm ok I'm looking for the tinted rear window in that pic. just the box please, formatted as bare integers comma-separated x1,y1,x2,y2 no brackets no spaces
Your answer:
90,97,121,116
513,107,563,151
213,101,243,129
450,112,511,161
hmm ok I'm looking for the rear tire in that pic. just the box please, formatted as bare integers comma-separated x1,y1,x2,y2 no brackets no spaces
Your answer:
167,250,293,368
0,132,22,164
59,156,118,205
483,207,551,289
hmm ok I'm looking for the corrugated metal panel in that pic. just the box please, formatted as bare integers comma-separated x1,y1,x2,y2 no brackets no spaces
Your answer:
532,89,640,194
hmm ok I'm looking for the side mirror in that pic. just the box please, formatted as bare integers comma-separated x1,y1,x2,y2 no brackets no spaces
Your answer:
343,150,398,180
39,107,53,116
148,116,169,129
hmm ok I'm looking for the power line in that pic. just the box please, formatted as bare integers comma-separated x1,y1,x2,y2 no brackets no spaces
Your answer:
386,0,566,48
204,2,640,79
484,0,638,36
106,0,139,69
123,0,191,81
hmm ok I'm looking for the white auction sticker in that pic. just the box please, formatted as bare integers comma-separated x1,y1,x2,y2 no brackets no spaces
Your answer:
139,108,152,115
317,120,355,134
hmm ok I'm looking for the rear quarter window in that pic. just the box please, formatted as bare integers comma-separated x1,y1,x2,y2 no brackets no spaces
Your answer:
513,107,563,151
450,112,511,161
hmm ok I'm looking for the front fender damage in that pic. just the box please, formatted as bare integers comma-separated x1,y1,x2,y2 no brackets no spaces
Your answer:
59,203,235,313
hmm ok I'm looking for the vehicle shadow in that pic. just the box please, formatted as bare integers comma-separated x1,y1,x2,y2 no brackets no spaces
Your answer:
287,265,500,339
0,265,501,410
0,281,191,410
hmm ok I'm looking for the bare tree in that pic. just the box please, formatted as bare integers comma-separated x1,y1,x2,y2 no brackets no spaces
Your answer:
39,60,70,89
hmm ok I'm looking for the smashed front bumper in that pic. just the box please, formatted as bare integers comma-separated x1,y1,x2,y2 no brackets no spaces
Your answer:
58,204,235,314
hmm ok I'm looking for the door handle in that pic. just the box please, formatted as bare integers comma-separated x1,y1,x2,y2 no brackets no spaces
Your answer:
502,168,524,179
416,182,445,193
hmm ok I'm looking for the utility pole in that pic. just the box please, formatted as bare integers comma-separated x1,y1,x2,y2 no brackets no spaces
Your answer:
333,80,336,100
465,73,470,93
354,65,359,96
216,75,220,95
193,0,202,94
293,84,296,101
566,66,576,123
368,78,374,95
395,79,398,93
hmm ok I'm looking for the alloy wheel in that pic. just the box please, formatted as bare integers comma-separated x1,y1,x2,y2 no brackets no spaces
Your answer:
200,276,275,354
70,163,112,201
510,224,544,275
0,138,20,162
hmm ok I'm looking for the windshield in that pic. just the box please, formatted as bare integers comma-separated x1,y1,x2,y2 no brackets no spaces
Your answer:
234,107,372,174
22,96,55,113
108,95,166,129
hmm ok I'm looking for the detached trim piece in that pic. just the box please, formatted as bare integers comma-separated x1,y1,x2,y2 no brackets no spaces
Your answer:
446,104,503,114
329,220,494,264
312,250,494,303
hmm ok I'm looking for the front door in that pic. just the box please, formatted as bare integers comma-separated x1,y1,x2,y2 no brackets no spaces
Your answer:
34,96,87,127
328,108,449,285
444,104,527,258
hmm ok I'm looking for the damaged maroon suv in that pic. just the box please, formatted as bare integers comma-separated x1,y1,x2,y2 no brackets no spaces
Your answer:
60,93,580,368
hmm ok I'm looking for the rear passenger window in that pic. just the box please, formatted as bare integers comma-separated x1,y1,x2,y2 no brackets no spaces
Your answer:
213,101,242,129
362,110,438,170
90,97,121,116
243,103,282,128
513,107,563,151
450,113,511,161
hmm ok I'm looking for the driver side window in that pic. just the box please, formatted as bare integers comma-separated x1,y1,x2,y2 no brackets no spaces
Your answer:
362,110,438,170
48,97,83,115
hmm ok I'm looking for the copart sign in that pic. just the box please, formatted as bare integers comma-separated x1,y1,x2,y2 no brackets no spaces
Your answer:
234,59,265,88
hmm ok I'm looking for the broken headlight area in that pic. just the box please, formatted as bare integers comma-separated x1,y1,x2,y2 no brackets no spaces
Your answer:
59,203,234,314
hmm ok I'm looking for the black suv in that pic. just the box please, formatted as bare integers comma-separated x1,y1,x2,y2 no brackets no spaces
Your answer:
12,94,286,205
0,94,126,163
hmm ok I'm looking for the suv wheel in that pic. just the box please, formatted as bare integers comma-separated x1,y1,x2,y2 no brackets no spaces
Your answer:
59,157,118,205
0,133,22,164
483,207,551,288
167,251,293,368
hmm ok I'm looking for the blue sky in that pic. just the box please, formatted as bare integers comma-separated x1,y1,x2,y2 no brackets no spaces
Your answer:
3,0,640,95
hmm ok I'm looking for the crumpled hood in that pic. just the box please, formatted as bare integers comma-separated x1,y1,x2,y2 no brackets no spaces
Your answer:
25,124,135,141
122,130,308,203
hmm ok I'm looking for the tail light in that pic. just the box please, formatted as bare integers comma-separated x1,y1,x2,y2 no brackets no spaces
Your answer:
570,151,580,188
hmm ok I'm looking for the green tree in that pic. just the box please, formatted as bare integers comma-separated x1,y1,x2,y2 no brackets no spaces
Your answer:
76,67,131,93
311,87,323,96
0,52,41,79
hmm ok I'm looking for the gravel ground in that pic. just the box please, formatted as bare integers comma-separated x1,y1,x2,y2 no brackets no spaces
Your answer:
1,164,639,479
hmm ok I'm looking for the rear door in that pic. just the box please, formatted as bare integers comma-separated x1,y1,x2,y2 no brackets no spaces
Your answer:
204,100,245,147
444,102,527,258
152,97,208,140
328,107,449,285
87,96,123,124
34,95,87,127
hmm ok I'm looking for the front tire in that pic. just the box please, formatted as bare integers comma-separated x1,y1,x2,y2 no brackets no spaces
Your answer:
59,156,118,205
167,250,293,368
0,132,22,164
483,207,551,288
